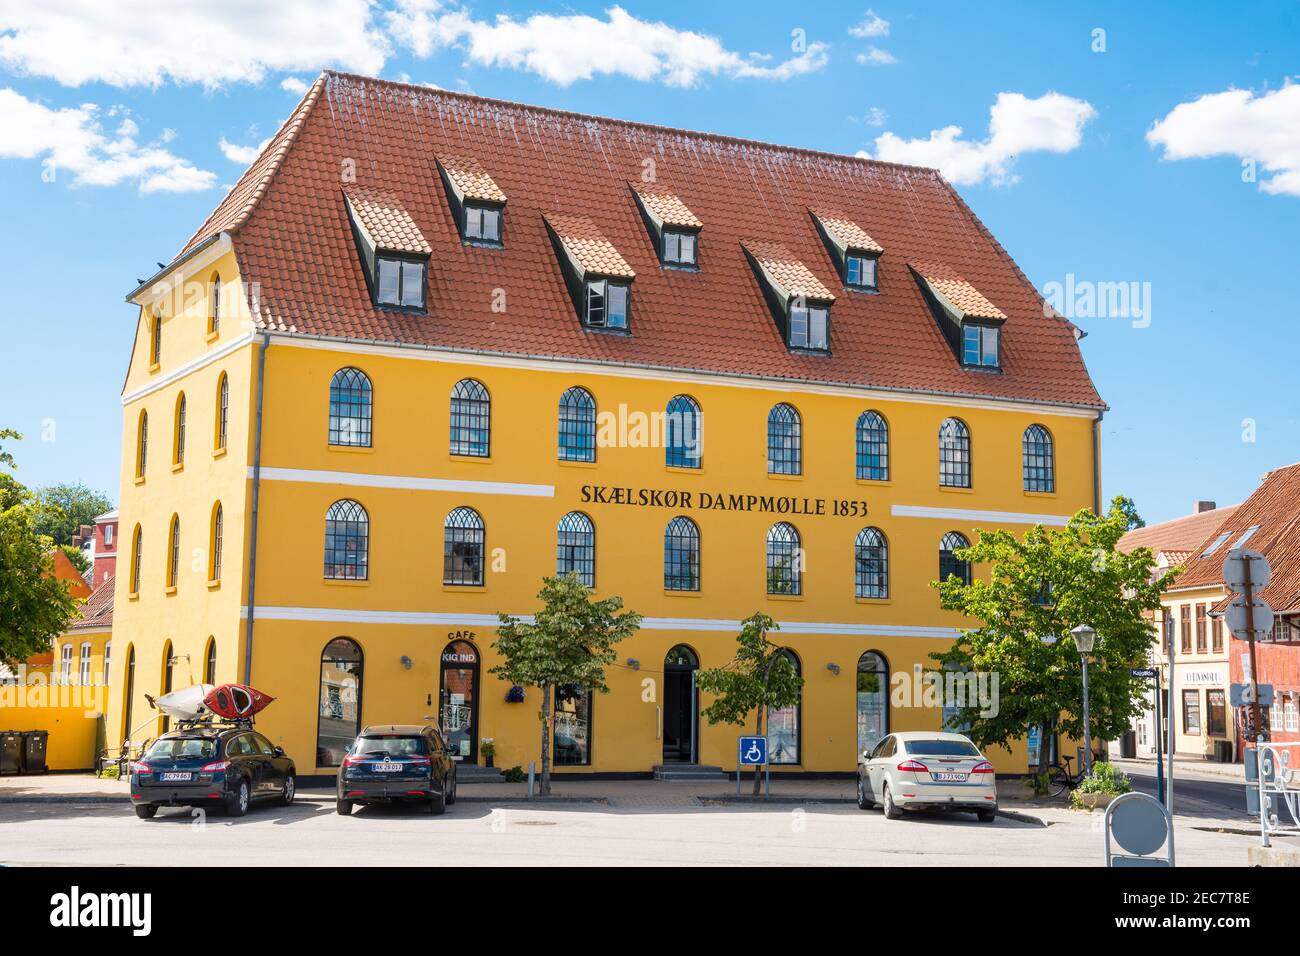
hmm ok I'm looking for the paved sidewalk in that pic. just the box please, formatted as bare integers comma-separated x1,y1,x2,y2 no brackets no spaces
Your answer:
1112,756,1246,783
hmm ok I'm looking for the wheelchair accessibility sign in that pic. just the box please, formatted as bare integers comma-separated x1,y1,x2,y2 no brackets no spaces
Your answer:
738,736,768,766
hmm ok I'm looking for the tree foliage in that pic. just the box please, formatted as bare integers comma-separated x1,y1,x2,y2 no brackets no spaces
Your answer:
491,573,642,795
929,497,1171,776
34,482,113,546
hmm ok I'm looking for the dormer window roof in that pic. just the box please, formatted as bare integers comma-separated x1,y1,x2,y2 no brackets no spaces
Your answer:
911,260,1006,369
810,209,882,292
631,184,702,268
545,213,635,331
437,155,507,246
742,240,835,353
343,186,430,311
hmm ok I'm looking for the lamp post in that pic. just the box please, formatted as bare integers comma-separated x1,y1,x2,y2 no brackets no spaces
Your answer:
1071,625,1097,777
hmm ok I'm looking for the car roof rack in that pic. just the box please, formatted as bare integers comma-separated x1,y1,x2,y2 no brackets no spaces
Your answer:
174,715,255,732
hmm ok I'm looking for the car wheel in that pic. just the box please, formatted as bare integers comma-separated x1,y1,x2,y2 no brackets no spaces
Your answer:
977,809,997,823
133,803,158,820
336,799,354,816
882,784,902,820
445,772,457,806
856,776,870,810
279,774,296,806
428,789,447,815
226,779,250,817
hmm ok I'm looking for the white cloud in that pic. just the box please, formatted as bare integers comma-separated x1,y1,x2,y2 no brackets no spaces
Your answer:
219,136,271,165
848,10,889,38
868,91,1097,185
386,2,829,87
855,47,897,66
1147,82,1300,196
280,76,310,95
0,88,217,192
865,106,888,127
0,0,388,88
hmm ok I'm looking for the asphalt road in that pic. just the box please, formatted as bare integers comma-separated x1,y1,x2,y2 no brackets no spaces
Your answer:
1126,769,1251,819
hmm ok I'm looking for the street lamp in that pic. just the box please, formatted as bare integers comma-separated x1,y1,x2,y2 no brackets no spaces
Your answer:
1071,625,1097,777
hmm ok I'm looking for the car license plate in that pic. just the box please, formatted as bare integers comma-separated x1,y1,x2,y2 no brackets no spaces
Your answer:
374,762,401,773
160,772,191,782
932,772,968,782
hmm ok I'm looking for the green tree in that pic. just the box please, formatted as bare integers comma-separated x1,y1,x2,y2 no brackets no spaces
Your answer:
0,430,82,668
491,574,642,796
696,613,804,795
1114,494,1145,531
58,544,91,575
34,482,113,546
930,497,1171,791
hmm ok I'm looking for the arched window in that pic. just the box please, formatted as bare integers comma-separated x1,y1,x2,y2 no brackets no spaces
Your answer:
136,410,148,478
665,394,701,468
556,512,595,586
129,524,142,594
122,645,136,742
856,651,890,754
160,640,174,733
329,367,373,447
150,313,162,365
450,379,490,457
204,637,217,684
215,373,229,451
1023,424,1055,493
173,393,186,466
768,650,801,765
663,516,700,591
855,527,888,599
209,502,223,583
443,507,485,586
209,273,222,335
324,499,369,580
856,411,889,481
767,403,801,475
939,417,971,488
766,522,802,595
558,386,596,462
939,531,972,585
167,514,180,589
317,638,363,767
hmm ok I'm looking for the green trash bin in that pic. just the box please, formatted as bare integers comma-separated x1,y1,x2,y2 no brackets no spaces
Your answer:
21,730,48,774
0,731,22,775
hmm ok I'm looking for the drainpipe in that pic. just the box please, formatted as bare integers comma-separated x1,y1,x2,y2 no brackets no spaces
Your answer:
1091,410,1103,515
243,333,270,685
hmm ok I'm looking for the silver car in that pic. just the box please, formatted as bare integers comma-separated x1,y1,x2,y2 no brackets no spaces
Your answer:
857,731,998,822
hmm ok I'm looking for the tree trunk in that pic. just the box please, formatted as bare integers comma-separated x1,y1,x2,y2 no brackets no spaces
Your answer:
539,681,552,796
1036,717,1053,793
752,704,765,796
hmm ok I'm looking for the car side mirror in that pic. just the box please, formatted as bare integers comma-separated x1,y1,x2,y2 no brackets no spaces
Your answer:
862,750,873,762
273,746,285,757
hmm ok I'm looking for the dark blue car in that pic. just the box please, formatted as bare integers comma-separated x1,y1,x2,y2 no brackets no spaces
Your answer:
337,724,458,815
131,725,296,819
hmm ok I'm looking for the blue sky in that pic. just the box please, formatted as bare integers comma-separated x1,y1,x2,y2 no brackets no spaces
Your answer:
1,1,1297,525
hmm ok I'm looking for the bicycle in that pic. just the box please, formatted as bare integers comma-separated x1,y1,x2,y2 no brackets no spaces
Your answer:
1042,754,1082,798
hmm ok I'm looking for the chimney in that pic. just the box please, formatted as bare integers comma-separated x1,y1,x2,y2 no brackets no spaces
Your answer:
1195,500,1217,514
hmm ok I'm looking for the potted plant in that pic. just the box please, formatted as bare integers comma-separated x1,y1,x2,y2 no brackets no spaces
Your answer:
505,685,526,703
480,737,496,768
1070,761,1132,810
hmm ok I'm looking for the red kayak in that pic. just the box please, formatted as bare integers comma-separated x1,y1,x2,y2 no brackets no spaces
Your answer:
203,683,275,720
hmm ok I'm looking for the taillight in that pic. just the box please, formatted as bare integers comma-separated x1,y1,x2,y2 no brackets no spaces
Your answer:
341,754,365,768
133,761,151,773
896,759,928,772
201,760,229,772
972,761,995,774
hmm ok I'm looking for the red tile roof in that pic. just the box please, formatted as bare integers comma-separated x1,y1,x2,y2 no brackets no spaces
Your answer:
438,155,508,204
344,185,431,255
175,71,1103,409
545,213,636,279
1118,505,1240,556
910,260,1006,321
68,576,113,631
742,239,836,302
811,210,883,254
632,186,703,229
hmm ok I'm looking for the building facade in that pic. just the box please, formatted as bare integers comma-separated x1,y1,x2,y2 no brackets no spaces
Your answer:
107,72,1104,775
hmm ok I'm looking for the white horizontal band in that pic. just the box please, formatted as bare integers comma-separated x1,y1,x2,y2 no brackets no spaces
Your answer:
121,332,254,405
891,504,1070,526
251,466,555,498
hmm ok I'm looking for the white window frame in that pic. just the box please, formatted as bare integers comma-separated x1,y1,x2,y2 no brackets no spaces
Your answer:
103,641,112,685
663,230,697,266
846,253,877,290
79,643,92,686
464,204,502,243
60,644,73,685
375,256,426,309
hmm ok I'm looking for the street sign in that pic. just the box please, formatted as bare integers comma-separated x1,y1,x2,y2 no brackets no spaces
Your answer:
1130,668,1158,679
738,735,768,766
1222,549,1271,593
1225,597,1274,639
1231,683,1275,708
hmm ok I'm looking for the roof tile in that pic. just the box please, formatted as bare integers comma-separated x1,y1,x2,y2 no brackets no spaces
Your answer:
344,185,431,255
545,213,635,279
633,185,703,228
811,209,883,253
438,155,508,203
910,260,1006,321
742,239,835,302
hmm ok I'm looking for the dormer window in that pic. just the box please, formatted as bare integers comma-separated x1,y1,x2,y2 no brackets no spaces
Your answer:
789,301,829,350
845,253,878,291
663,229,697,266
810,210,883,293
464,203,502,244
911,261,1006,371
585,279,629,329
376,256,426,309
962,324,999,367
741,240,835,354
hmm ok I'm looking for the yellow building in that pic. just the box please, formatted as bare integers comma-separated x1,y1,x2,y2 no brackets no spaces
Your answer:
108,72,1104,778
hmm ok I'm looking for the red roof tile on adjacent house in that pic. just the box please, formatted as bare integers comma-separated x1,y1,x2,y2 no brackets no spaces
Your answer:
344,185,432,255
633,186,703,229
811,210,883,254
910,260,1006,321
438,155,508,204
742,239,836,302
545,213,636,278
68,576,113,631
172,71,1103,409
1118,505,1240,556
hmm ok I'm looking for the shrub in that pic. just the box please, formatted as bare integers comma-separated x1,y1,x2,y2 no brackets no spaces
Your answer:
502,765,525,783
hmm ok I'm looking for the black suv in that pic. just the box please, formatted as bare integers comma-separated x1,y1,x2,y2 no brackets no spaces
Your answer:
130,725,296,819
337,724,458,815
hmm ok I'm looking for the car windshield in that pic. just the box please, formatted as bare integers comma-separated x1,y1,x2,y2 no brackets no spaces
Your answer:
352,736,428,757
144,737,218,760
903,739,980,757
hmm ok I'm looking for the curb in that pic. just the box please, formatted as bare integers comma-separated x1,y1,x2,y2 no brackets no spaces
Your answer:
698,795,855,805
997,808,1047,826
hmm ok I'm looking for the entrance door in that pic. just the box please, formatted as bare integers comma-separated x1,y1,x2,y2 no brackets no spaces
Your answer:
662,645,698,763
439,641,480,763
